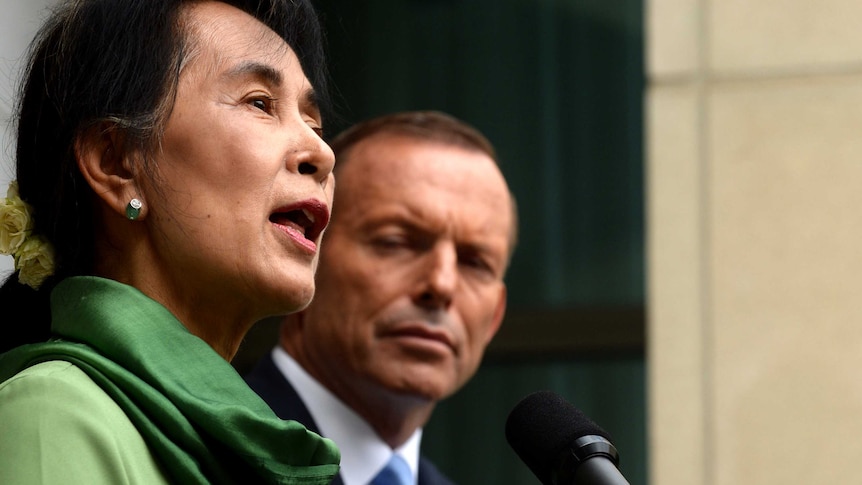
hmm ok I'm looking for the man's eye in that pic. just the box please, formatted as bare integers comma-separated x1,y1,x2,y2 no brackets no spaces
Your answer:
459,251,496,275
373,236,408,249
461,257,488,270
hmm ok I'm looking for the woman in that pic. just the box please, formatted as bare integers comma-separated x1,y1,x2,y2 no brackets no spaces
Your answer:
0,0,340,483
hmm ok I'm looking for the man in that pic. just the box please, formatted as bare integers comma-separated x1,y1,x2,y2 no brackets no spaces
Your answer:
245,110,518,485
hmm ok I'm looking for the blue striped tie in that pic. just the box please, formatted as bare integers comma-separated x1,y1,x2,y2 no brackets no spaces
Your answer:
371,454,412,485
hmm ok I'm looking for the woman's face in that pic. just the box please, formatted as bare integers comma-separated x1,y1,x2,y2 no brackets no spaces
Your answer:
139,2,333,337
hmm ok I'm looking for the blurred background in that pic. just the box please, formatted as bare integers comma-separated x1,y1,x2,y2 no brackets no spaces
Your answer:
1,2,648,483
257,0,649,483
7,1,862,484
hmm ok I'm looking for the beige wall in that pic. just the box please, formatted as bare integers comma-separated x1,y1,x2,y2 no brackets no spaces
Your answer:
647,1,862,484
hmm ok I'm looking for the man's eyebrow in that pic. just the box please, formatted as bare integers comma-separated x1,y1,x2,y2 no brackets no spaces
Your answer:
224,60,283,86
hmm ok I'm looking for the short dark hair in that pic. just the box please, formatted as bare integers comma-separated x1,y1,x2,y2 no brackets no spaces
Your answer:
328,110,519,262
329,110,497,166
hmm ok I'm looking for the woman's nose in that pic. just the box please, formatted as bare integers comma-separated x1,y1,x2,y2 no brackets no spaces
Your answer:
289,125,335,185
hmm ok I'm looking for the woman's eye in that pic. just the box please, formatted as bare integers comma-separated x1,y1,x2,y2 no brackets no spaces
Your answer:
248,96,274,113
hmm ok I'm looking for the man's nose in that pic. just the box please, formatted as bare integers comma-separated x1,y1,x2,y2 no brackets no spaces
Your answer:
414,243,458,310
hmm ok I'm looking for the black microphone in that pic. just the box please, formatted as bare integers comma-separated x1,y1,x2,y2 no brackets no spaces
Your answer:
505,390,630,485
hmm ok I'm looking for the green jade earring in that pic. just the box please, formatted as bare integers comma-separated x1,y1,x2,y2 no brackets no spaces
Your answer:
126,198,143,220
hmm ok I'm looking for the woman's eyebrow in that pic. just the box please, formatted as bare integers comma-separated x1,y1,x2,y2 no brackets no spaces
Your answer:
303,88,321,113
223,60,321,112
223,60,282,86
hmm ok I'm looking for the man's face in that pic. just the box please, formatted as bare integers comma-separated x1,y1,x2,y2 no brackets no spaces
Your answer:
297,133,513,403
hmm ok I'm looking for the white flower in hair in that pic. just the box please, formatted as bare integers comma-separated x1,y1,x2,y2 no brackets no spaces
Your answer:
15,235,56,289
0,181,34,255
0,180,56,289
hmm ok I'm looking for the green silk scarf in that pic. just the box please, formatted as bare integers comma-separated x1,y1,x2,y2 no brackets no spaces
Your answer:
0,276,340,484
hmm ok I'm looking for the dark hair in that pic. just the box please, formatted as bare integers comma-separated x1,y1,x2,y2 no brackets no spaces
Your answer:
329,110,519,261
0,0,331,353
329,110,497,164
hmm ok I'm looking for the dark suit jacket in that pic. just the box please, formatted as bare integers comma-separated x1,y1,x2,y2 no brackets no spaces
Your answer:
244,353,456,485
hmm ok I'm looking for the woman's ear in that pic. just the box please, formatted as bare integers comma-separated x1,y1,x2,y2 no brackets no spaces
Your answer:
75,125,146,220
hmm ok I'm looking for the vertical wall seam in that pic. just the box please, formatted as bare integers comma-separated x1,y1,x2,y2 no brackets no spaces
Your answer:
697,1,713,485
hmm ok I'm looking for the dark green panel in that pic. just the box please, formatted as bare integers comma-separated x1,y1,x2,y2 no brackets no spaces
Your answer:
304,1,648,484
422,358,647,484
313,0,644,311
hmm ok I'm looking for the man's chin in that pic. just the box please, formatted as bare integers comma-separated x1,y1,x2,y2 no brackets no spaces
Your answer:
385,371,459,403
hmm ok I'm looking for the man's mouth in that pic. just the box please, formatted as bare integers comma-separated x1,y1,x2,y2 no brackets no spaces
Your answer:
384,324,457,353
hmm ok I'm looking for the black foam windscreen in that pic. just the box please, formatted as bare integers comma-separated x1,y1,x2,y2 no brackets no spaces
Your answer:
505,390,613,485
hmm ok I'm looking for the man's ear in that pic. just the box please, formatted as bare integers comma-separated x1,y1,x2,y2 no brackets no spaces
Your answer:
485,284,508,345
75,125,146,220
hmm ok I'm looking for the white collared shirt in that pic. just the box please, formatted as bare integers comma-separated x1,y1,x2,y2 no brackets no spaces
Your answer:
271,347,421,485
